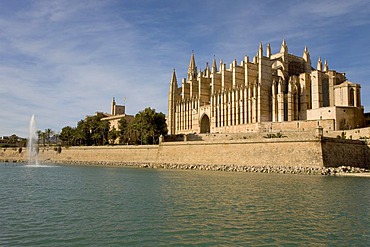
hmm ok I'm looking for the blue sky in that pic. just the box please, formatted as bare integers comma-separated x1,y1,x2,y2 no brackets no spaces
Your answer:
1,0,370,137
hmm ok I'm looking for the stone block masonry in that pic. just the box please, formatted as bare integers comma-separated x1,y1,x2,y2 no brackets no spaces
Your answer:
1,137,369,169
157,139,324,167
321,138,369,168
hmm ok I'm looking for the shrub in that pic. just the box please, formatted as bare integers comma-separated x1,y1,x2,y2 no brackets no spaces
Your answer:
264,132,286,138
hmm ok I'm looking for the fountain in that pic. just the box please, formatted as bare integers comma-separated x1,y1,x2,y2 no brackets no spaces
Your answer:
27,114,39,165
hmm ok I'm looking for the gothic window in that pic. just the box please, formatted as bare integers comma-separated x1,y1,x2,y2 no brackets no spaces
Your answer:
322,78,329,107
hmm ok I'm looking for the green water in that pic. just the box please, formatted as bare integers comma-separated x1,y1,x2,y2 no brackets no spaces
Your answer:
0,163,369,246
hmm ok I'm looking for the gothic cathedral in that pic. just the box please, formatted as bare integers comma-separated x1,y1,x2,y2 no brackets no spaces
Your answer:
167,40,365,135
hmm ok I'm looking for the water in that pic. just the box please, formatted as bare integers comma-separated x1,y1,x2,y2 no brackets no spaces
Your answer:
27,114,38,165
0,163,369,246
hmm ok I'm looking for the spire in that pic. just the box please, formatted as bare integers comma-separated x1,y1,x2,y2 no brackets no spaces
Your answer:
205,62,210,77
212,55,217,73
280,39,288,54
324,60,329,72
170,69,177,85
317,57,322,71
266,43,271,57
187,51,197,80
258,42,263,58
303,46,310,62
168,69,178,135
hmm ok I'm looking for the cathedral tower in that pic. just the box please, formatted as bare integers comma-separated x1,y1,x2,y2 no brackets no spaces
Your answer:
168,69,178,135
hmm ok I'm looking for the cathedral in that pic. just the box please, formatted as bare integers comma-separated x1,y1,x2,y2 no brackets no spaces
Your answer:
167,40,365,135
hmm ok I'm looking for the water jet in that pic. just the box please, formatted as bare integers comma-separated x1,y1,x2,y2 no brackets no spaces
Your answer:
27,114,38,165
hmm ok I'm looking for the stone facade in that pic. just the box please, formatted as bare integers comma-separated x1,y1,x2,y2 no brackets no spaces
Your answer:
167,40,365,135
99,97,134,130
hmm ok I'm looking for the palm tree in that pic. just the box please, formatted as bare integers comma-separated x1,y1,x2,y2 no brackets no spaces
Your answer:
108,127,118,145
36,130,43,146
45,128,54,146
53,132,59,145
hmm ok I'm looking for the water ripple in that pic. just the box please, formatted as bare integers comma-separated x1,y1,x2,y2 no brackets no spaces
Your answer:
0,164,369,246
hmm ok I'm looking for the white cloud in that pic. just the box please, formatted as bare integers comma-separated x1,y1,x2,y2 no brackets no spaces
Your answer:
1,0,370,137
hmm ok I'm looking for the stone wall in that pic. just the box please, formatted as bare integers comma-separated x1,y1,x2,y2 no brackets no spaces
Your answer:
1,137,368,169
157,139,324,167
211,119,335,134
0,146,158,163
41,146,159,163
324,126,370,140
321,138,369,168
307,106,364,130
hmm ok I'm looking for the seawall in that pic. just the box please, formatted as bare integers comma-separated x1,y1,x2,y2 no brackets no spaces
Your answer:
1,137,369,169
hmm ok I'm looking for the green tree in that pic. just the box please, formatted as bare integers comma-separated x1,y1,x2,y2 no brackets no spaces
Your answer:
58,108,166,146
37,130,47,147
118,117,128,144
59,126,76,146
36,130,42,145
126,118,140,144
108,127,119,144
93,118,109,145
52,132,60,145
128,107,167,145
76,119,89,145
9,134,18,145
76,115,110,146
100,120,110,145
45,128,54,146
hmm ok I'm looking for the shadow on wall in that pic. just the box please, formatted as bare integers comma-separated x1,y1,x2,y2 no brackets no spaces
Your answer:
164,134,185,142
321,137,370,169
164,134,203,142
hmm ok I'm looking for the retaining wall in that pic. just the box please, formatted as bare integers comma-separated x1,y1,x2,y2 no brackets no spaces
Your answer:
1,137,369,168
321,138,369,168
157,139,324,167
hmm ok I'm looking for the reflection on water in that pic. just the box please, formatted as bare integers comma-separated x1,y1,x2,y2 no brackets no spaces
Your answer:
0,163,369,246
25,164,59,168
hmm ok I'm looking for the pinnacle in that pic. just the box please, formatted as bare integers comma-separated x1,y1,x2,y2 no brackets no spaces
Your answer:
171,69,177,84
280,39,288,53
